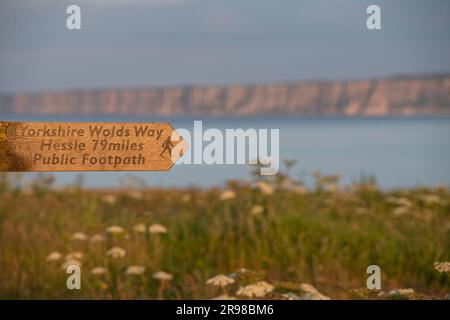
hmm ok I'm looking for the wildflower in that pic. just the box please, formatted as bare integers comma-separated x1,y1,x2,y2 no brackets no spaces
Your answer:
236,268,249,274
236,281,274,298
46,251,62,261
434,261,450,273
101,194,117,204
282,292,301,300
210,295,237,300
133,223,146,233
62,259,82,270
251,205,264,216
420,194,441,205
126,265,146,275
219,190,236,201
392,206,409,216
71,232,88,241
106,246,126,258
297,283,330,299
182,194,191,202
387,288,415,297
300,283,319,294
149,224,167,234
206,274,235,287
90,234,105,243
65,252,83,261
256,181,273,195
153,271,173,281
106,225,124,234
395,197,413,207
91,267,108,275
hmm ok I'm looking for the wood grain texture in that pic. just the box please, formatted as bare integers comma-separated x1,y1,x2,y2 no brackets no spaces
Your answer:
0,122,187,172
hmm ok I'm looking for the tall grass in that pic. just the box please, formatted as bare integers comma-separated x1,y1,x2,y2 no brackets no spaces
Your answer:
0,170,448,299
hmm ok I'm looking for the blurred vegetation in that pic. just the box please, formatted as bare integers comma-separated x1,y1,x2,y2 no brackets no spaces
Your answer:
0,163,449,299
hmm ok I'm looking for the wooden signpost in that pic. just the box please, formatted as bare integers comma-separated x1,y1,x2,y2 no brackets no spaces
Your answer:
0,122,187,172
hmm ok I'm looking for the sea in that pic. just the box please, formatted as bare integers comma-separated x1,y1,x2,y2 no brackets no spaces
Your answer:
2,116,450,190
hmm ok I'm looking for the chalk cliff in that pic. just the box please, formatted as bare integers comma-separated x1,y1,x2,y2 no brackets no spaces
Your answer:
1,75,449,117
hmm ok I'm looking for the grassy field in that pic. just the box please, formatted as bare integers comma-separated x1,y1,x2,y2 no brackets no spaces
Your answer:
0,168,449,300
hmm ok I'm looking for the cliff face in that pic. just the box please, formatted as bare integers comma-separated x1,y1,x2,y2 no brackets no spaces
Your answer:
1,75,449,117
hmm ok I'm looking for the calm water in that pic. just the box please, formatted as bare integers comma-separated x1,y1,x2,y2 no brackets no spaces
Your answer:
2,116,450,189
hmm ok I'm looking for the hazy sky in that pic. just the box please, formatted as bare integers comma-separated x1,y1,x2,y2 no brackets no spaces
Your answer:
0,0,449,94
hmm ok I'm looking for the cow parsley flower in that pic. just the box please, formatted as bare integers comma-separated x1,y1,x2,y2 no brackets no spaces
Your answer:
149,224,167,234
91,267,108,275
153,271,173,281
126,265,146,275
106,246,126,258
206,274,235,287
106,225,124,234
236,281,274,298
46,251,62,262
72,232,88,241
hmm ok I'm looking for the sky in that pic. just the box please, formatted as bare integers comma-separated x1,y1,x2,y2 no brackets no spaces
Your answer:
0,0,450,94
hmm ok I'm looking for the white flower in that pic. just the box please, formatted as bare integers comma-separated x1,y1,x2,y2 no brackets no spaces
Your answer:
251,205,264,216
387,288,415,297
236,281,274,298
300,283,319,293
219,190,236,201
434,261,450,273
396,197,413,207
206,274,235,287
392,206,409,216
133,223,146,233
149,224,167,234
46,251,62,261
210,295,237,300
62,259,82,270
256,181,273,195
126,265,146,275
106,225,125,234
72,232,88,241
388,197,413,207
90,234,105,243
65,252,83,261
101,194,117,204
421,194,442,205
153,271,173,281
106,246,126,258
298,283,330,299
282,293,301,300
91,267,108,275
